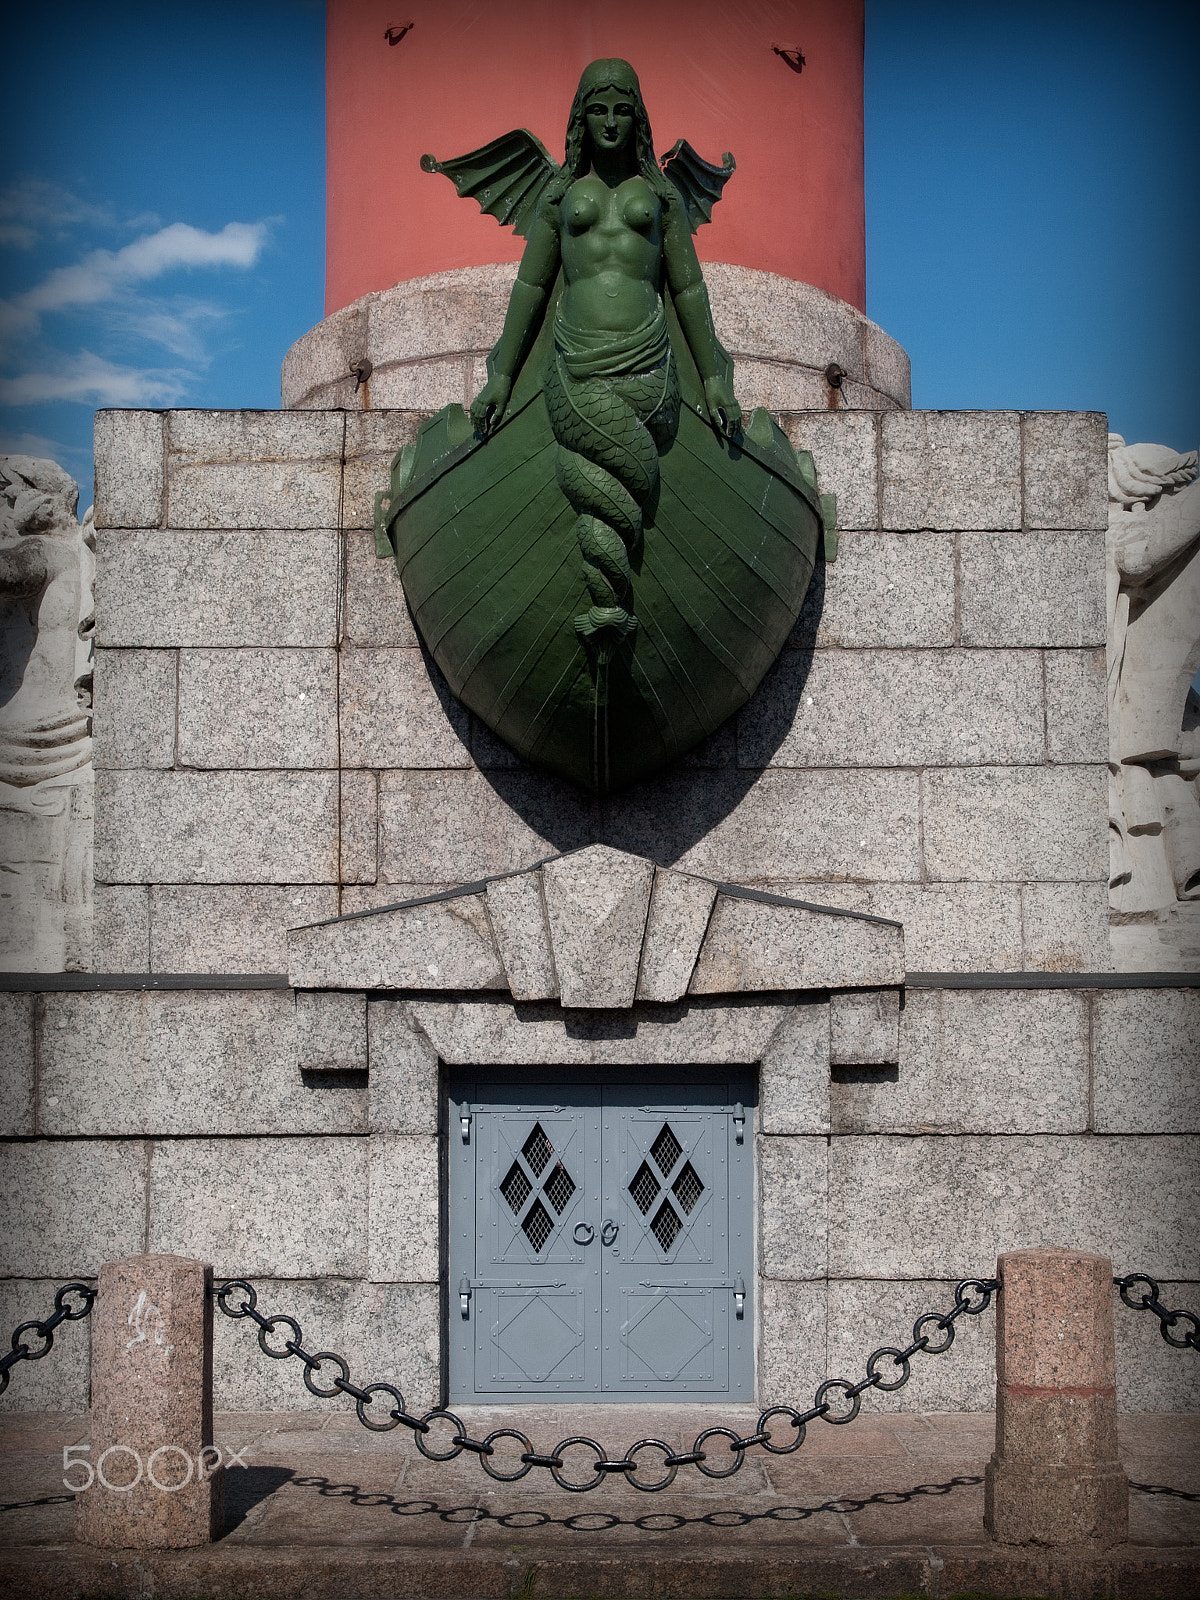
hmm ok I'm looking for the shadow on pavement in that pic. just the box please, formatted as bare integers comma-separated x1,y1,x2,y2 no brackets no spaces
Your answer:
262,1472,985,1535
224,1465,295,1532
1130,1480,1200,1502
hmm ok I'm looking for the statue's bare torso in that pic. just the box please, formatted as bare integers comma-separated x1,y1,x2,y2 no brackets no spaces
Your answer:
559,175,663,333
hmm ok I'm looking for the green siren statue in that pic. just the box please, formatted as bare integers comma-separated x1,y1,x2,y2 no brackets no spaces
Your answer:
376,58,835,794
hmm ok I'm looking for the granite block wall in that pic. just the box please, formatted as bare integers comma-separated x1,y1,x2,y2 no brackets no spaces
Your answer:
90,405,1111,975
2,982,1195,1413
5,401,1186,1419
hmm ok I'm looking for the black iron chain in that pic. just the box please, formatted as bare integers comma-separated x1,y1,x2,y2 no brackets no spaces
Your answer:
212,1276,999,1492
1115,1273,1200,1352
0,1283,96,1396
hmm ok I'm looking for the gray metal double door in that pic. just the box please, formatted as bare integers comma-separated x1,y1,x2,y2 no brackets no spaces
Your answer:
448,1080,753,1401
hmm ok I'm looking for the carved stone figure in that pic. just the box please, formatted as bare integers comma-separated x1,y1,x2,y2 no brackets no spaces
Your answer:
0,456,94,971
1106,432,1200,966
377,59,834,794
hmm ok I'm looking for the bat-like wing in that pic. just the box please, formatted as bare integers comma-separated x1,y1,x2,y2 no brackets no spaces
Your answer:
660,139,736,232
421,129,561,239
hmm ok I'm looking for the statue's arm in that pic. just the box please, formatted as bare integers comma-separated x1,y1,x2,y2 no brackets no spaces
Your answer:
1112,476,1200,583
470,203,561,431
663,192,740,433
0,538,52,596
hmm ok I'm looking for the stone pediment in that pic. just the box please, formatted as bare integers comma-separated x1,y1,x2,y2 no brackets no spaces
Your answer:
287,844,903,1004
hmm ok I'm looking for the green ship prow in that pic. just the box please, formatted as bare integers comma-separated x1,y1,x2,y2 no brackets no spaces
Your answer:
377,303,834,796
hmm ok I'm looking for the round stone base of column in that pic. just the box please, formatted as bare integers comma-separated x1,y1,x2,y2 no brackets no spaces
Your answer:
282,263,910,414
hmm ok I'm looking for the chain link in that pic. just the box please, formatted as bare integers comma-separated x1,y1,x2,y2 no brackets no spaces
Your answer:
0,1283,96,1396
212,1275,999,1492
12,1268,1188,1476
1115,1273,1200,1352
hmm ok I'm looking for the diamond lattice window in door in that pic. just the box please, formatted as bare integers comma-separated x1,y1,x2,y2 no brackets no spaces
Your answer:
500,1163,532,1215
629,1161,660,1214
499,1128,580,1255
651,1201,682,1252
672,1162,704,1215
639,1123,706,1253
522,1198,554,1252
650,1124,683,1176
522,1123,554,1175
544,1162,576,1214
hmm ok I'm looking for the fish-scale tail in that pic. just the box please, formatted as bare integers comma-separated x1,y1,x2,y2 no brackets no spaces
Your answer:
544,351,676,648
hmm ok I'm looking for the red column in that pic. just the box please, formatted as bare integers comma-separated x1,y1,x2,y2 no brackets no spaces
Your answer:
325,0,865,314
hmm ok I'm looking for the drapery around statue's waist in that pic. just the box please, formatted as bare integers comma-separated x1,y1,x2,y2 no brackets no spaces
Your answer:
553,303,670,380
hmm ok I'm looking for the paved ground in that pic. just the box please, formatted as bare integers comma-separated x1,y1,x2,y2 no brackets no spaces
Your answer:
1,1406,1197,1597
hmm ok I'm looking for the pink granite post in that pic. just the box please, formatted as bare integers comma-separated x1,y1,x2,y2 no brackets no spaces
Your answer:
984,1247,1128,1548
75,1254,223,1549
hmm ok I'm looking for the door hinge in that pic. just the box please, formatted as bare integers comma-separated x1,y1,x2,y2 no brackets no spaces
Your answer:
459,1276,471,1318
462,1278,567,1291
637,1276,747,1319
638,1279,735,1290
459,1103,471,1142
733,1102,745,1143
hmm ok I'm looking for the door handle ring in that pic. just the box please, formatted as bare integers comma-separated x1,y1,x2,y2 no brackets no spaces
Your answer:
572,1222,595,1245
600,1220,619,1246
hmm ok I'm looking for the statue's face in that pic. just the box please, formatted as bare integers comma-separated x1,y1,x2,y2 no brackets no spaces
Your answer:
584,88,637,155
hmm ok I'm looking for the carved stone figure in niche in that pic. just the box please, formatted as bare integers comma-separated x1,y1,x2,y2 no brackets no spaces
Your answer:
1106,433,1200,966
0,456,94,971
377,59,834,794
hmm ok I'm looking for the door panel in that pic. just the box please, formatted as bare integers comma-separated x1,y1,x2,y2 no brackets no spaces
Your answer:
486,1287,587,1385
619,1287,717,1384
486,1106,594,1269
451,1087,602,1398
449,1078,752,1401
617,1108,715,1265
601,1085,746,1396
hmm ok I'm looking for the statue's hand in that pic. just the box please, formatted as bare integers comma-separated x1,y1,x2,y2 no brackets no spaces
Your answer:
704,376,741,437
470,374,512,434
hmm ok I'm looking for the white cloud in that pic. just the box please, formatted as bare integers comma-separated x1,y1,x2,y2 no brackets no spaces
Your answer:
0,352,185,407
102,221,267,281
0,220,270,340
0,178,162,247
105,300,228,362
0,196,275,415
0,179,120,243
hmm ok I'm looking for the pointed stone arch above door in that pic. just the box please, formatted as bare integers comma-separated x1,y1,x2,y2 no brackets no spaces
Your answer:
286,842,904,1002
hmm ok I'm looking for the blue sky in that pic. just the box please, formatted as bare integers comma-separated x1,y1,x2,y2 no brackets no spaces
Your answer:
0,0,1195,510
0,1,325,503
867,0,1198,450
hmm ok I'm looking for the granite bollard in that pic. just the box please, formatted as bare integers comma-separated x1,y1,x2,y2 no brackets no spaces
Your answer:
74,1254,223,1549
984,1246,1128,1548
